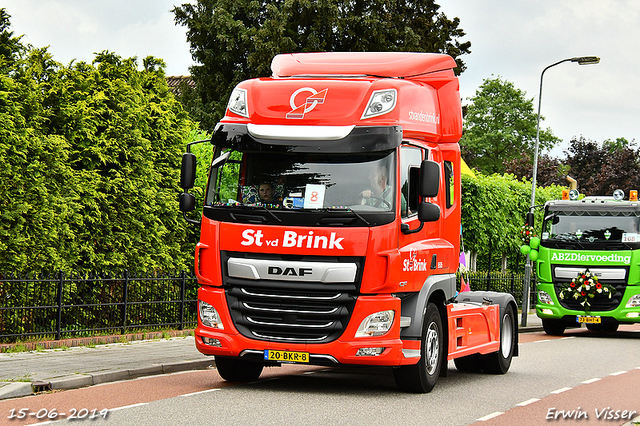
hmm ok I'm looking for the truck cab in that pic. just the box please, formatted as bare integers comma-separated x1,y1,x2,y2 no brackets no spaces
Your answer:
179,52,517,392
535,192,640,334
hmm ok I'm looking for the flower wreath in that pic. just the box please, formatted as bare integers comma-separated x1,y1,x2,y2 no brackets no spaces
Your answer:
520,223,535,244
558,269,616,311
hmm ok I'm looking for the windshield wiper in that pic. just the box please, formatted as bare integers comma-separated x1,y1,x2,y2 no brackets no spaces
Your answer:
323,207,371,226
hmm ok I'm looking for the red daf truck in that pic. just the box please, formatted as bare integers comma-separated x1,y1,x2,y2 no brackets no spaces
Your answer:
179,52,518,392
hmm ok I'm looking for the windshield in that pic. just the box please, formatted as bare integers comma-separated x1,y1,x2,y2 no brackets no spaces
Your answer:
203,148,397,225
541,208,640,248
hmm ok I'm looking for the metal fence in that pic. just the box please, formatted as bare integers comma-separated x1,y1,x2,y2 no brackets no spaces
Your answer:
0,270,198,343
0,269,535,343
459,271,537,309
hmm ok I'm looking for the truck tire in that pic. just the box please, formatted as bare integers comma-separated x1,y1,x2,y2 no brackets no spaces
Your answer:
542,319,566,336
480,303,516,374
454,354,482,373
215,356,264,382
393,303,443,393
586,323,619,333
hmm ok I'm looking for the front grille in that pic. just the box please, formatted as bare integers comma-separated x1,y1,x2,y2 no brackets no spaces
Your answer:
222,251,362,344
551,265,627,312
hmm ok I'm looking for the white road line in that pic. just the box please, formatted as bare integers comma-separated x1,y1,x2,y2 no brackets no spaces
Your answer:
534,339,552,343
610,370,627,376
110,402,149,412
181,388,221,397
582,378,601,384
517,398,540,406
477,412,504,421
550,387,572,394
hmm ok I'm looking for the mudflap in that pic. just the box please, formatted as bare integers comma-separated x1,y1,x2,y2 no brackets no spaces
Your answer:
455,291,519,356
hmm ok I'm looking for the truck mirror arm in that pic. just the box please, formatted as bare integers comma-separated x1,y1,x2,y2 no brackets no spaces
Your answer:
401,222,424,235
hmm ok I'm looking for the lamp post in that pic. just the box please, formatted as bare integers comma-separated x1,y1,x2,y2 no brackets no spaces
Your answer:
522,56,600,327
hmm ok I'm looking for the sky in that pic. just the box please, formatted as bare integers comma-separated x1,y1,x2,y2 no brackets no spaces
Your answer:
4,0,639,159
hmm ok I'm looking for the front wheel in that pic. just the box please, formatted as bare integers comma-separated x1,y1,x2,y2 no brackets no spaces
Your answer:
393,303,444,393
542,318,566,336
215,356,264,382
480,304,517,374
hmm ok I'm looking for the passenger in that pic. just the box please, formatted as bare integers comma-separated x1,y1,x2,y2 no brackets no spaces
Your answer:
258,182,276,203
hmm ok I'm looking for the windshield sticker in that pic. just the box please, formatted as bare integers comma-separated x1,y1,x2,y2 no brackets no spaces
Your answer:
622,233,639,243
550,252,631,264
303,184,326,209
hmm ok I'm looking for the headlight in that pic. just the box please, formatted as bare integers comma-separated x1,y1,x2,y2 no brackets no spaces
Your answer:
355,310,394,337
361,89,397,119
626,294,640,308
227,87,249,118
199,300,224,329
538,290,554,305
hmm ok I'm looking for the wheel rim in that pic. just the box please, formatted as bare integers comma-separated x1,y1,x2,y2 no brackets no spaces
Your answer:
500,313,513,358
425,322,440,375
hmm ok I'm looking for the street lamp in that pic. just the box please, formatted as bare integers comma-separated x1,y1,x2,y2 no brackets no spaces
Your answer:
522,56,600,327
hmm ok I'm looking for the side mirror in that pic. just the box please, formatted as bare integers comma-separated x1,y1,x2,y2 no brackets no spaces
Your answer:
418,202,440,222
180,153,197,190
419,160,440,197
179,192,196,213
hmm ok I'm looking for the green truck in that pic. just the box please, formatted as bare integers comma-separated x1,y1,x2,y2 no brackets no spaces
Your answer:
526,191,640,335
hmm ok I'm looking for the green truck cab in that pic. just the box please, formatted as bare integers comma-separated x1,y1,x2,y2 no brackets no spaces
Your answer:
531,192,640,335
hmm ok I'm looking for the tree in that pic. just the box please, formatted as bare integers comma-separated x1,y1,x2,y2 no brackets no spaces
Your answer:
503,153,569,187
173,0,471,130
0,9,198,272
460,76,559,175
564,136,640,196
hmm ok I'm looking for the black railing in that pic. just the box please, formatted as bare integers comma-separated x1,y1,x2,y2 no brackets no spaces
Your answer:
458,271,537,309
0,269,535,343
0,270,198,343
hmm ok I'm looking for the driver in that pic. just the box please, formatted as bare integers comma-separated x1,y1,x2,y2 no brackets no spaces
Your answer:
360,166,393,207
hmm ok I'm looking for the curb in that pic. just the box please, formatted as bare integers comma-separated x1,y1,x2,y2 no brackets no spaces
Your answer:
0,358,215,401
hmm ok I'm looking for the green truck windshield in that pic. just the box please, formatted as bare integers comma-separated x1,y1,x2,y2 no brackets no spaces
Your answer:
542,209,640,249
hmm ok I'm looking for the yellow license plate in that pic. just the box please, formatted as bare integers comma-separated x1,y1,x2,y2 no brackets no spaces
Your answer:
577,316,601,324
264,349,309,363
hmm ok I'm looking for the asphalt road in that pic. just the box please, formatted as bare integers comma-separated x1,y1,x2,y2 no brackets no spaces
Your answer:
1,325,639,426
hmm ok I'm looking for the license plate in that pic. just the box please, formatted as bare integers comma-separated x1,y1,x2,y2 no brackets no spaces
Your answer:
264,349,309,363
577,315,601,324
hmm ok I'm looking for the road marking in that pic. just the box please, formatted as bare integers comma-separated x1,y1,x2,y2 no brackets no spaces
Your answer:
110,402,149,411
477,412,504,421
181,388,221,397
534,339,551,343
517,398,540,406
610,370,627,376
582,378,601,384
550,387,572,394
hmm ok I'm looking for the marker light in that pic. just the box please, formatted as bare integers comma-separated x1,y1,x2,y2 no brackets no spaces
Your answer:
630,190,638,201
613,189,625,201
199,300,224,329
569,189,580,201
538,291,554,305
227,87,249,117
355,310,395,337
541,309,553,315
627,312,640,318
626,294,640,308
361,89,397,119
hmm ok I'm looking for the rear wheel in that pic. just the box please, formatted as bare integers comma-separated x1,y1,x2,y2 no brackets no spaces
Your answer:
393,303,443,393
215,356,264,382
480,304,516,374
454,354,482,373
542,318,566,336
